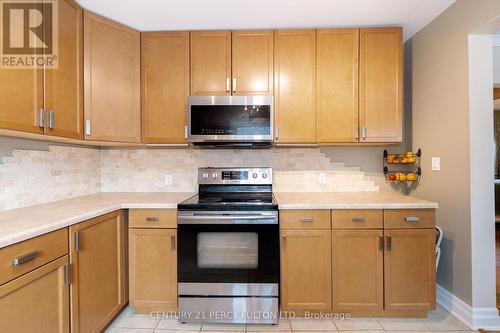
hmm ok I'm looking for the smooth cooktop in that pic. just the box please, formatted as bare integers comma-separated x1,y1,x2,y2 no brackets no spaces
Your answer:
178,192,278,211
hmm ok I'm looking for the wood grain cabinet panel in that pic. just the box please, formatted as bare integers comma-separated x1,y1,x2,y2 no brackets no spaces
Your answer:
332,230,383,311
129,209,177,229
384,209,436,229
69,211,126,333
0,228,68,285
359,28,403,143
44,0,83,139
332,209,383,229
129,228,177,313
274,30,317,143
0,256,69,333
84,12,141,143
384,229,436,310
280,210,331,229
316,29,359,143
232,30,273,95
280,229,331,311
190,31,231,96
141,32,189,143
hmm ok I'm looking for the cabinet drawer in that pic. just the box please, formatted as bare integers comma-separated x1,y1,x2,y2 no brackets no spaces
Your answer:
332,210,383,229
384,209,436,229
280,210,331,229
0,228,68,285
129,209,177,228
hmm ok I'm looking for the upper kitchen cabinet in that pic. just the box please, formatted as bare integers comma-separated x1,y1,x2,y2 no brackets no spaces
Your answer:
274,30,317,143
231,30,273,95
359,28,403,143
44,0,84,139
142,32,190,143
190,31,232,96
316,29,359,143
84,11,141,143
0,0,82,138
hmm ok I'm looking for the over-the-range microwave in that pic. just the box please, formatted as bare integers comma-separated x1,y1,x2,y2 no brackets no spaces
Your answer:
187,96,273,148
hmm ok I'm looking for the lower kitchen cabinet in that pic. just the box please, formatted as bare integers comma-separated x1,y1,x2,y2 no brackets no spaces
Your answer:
280,229,332,311
332,230,384,311
384,229,436,311
69,211,126,333
129,228,177,313
0,255,70,333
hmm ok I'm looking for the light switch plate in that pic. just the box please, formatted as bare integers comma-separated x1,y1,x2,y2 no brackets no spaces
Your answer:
164,175,173,186
319,172,326,184
431,157,440,171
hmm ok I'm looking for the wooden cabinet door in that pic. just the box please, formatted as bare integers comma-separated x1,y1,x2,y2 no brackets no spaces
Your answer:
142,32,189,143
316,29,359,143
332,230,383,311
69,211,126,333
0,69,43,134
359,28,402,143
190,31,231,96
84,12,141,143
384,229,436,310
232,30,273,95
281,229,331,311
274,30,316,143
129,228,177,313
0,256,69,333
44,0,83,139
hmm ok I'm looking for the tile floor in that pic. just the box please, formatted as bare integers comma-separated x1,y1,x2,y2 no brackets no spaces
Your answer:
105,306,477,333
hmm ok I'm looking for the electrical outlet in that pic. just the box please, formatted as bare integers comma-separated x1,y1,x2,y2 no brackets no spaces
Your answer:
431,157,440,171
319,172,326,185
164,175,173,186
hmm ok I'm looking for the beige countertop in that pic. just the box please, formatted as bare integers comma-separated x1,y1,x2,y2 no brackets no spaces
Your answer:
0,191,438,249
0,192,195,248
274,191,438,210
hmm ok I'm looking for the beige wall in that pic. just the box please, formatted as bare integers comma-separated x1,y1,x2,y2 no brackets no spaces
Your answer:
410,0,500,305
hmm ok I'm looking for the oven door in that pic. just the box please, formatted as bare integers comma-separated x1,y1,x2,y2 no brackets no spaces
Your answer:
177,211,279,286
188,96,273,142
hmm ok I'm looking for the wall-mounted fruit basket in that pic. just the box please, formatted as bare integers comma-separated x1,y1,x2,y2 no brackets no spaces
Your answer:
383,149,422,187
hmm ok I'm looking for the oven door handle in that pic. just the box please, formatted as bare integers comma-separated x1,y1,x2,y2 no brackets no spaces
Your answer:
178,215,278,224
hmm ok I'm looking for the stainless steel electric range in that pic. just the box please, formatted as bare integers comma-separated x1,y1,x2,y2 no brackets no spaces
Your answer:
177,167,279,324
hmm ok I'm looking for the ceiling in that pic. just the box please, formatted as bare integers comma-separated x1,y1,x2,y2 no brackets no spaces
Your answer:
76,0,456,41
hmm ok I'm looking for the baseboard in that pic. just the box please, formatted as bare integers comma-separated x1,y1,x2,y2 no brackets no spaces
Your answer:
436,284,500,329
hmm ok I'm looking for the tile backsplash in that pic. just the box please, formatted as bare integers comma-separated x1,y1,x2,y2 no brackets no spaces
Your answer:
0,146,101,211
0,145,378,211
101,148,378,193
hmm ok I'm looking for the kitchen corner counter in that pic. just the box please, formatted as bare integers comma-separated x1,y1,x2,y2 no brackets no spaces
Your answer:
274,191,438,210
0,192,195,248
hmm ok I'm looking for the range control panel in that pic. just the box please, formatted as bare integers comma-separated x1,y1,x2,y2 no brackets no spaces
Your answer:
198,167,272,185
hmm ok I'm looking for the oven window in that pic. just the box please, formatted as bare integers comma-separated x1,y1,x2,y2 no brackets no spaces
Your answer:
197,232,258,269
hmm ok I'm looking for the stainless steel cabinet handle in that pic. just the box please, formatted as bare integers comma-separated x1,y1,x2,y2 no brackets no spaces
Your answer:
362,127,367,140
282,234,287,250
74,231,81,252
226,78,230,93
146,217,160,222
275,126,279,140
232,78,237,93
386,235,392,251
355,127,359,141
171,235,176,250
379,236,384,251
12,250,38,266
48,110,54,129
300,217,313,223
64,263,72,285
37,108,45,128
85,120,91,136
405,216,420,223
352,217,366,223
184,125,188,139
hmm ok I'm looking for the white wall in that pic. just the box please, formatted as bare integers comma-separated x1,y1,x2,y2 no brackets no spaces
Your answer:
493,46,500,86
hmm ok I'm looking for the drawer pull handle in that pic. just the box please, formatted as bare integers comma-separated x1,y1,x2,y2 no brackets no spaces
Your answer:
146,217,160,222
12,250,38,266
300,217,313,223
352,217,366,223
405,216,420,223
